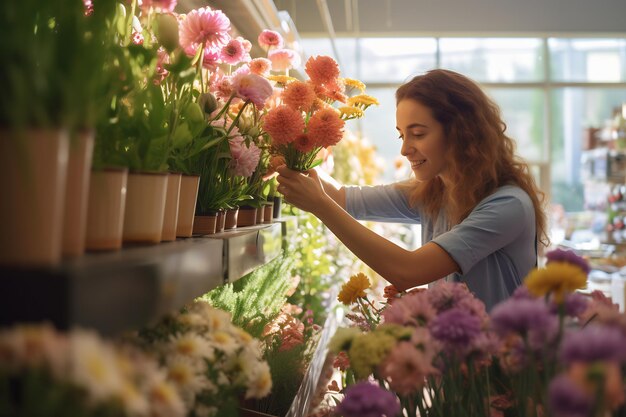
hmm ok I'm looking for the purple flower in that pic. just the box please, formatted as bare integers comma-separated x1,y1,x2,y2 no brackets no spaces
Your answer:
511,285,533,299
335,382,400,417
491,297,554,336
429,307,482,346
546,248,590,274
550,292,589,317
560,325,626,364
548,374,592,417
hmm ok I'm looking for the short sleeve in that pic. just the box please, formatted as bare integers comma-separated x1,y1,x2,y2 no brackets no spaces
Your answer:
345,184,421,224
432,191,533,274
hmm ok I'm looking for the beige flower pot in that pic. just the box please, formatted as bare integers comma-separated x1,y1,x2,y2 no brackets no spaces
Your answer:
225,207,239,230
263,202,274,224
161,172,182,242
176,174,200,238
123,172,168,244
85,168,128,251
62,130,94,257
255,205,265,224
0,129,69,266
193,213,218,235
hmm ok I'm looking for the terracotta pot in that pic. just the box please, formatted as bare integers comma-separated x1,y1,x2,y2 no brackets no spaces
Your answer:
215,209,226,233
255,205,264,224
237,206,257,227
263,202,274,224
161,172,182,242
225,207,239,230
0,128,69,266
193,213,218,235
123,171,168,244
176,174,200,238
85,168,128,251
62,130,94,257
272,196,282,219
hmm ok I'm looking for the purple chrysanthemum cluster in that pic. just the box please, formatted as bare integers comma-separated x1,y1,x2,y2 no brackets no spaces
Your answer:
491,297,555,335
545,248,591,274
335,381,401,417
429,307,482,346
560,325,626,364
548,374,592,417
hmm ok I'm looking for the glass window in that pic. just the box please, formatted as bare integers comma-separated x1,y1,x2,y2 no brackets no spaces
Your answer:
549,38,626,82
485,88,545,162
439,38,544,82
357,38,437,83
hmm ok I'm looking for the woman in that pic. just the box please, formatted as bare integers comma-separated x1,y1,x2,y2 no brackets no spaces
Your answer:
276,69,548,310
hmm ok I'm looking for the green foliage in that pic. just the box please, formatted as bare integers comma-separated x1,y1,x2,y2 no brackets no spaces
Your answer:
201,253,294,339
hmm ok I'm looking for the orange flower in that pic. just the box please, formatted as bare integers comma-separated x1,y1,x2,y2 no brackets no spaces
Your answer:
305,55,340,86
282,80,317,112
307,108,344,148
337,273,370,305
263,105,304,145
293,134,316,153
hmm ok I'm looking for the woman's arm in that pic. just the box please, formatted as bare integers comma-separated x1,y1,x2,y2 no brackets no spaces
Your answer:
315,167,346,209
277,166,459,290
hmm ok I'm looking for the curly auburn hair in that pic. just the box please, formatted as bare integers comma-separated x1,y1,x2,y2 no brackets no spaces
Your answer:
395,69,548,247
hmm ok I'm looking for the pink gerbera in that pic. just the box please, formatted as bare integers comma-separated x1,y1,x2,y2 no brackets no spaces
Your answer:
268,49,301,72
231,73,274,109
293,134,316,153
306,108,344,148
258,29,284,50
305,55,340,86
378,342,435,396
249,58,271,76
282,80,317,112
178,7,231,53
263,105,305,145
220,38,250,65
141,0,176,12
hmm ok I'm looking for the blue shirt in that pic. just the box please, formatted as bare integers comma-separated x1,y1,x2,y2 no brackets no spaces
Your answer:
345,183,537,310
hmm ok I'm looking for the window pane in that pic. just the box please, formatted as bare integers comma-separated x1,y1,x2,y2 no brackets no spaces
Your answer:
357,38,437,83
551,88,626,211
440,38,544,82
485,88,545,161
549,39,626,82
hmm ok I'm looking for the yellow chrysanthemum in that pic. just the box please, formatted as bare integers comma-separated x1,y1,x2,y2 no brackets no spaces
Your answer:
524,262,587,302
266,75,297,86
338,106,365,120
342,77,366,92
348,331,396,379
337,272,370,305
347,94,380,109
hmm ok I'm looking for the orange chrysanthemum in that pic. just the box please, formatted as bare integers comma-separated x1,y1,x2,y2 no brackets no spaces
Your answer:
307,108,345,148
293,134,316,153
263,105,304,145
249,57,271,76
305,55,340,86
337,273,370,305
282,80,317,112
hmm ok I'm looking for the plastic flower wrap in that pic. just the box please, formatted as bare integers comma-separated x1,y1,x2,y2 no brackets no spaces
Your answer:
133,300,272,416
0,323,186,417
262,55,378,171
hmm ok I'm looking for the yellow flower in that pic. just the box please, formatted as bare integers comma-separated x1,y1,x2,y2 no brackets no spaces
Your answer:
524,262,587,302
266,75,297,86
348,331,396,379
347,94,380,109
338,272,370,305
342,77,366,92
338,106,364,120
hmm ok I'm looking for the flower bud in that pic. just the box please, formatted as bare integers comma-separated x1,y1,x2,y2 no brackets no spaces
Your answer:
199,93,218,115
155,13,179,53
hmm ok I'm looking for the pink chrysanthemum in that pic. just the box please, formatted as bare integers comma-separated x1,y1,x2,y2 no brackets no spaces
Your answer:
236,36,252,52
263,105,305,145
293,134,316,153
213,77,234,101
231,73,274,109
382,291,436,327
305,55,340,86
268,49,301,72
258,29,284,50
379,342,435,396
229,136,261,177
141,0,176,12
249,58,271,76
178,7,231,53
282,81,317,112
306,108,344,148
202,48,221,70
220,38,249,65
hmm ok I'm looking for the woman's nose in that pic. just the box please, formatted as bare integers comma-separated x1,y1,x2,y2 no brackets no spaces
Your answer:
400,139,413,156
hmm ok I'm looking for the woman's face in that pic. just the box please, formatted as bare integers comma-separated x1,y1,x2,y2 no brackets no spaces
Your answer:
396,99,448,181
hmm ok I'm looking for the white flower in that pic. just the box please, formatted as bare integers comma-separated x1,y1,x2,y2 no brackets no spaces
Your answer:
146,377,187,417
166,355,208,396
169,332,214,360
207,330,239,355
118,380,150,416
244,361,272,399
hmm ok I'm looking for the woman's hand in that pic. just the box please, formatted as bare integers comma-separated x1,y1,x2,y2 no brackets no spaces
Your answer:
276,165,330,214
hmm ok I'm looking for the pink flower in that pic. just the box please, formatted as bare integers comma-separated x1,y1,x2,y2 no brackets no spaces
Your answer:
228,135,245,159
202,48,221,70
220,38,250,65
258,29,284,50
268,49,301,72
382,291,436,327
237,36,252,52
83,0,93,16
179,7,231,53
263,105,305,145
249,58,271,76
141,0,176,12
231,73,274,109
153,48,170,85
229,137,261,177
379,342,435,396
132,30,144,45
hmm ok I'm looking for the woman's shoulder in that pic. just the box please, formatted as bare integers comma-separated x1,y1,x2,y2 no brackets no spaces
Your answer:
479,184,534,210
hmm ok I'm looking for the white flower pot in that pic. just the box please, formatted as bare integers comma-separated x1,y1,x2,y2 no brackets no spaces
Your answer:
85,168,128,251
123,171,168,244
161,172,182,242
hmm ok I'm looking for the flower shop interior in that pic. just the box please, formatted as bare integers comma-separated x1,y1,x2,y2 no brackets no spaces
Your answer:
2,0,626,416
